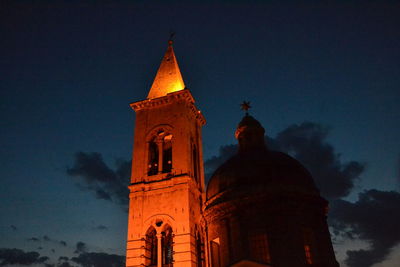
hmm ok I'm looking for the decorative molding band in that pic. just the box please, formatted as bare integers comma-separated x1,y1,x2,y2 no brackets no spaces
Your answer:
130,89,206,125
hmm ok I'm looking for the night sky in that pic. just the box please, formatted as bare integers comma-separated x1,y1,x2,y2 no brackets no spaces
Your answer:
1,1,400,267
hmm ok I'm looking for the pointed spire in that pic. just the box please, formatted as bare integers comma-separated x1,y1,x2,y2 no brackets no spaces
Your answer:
147,39,186,99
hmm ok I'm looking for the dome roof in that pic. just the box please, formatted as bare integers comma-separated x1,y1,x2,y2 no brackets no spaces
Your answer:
206,149,320,201
206,114,320,202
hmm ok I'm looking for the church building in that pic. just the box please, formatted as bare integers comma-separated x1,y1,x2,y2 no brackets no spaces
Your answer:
125,40,340,267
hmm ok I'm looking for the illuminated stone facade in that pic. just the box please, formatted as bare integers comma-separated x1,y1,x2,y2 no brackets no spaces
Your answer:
126,42,206,267
126,42,339,267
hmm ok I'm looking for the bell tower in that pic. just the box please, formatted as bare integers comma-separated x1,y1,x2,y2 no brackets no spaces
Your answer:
126,40,206,267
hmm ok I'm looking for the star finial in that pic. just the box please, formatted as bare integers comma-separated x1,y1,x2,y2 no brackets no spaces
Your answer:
240,101,251,115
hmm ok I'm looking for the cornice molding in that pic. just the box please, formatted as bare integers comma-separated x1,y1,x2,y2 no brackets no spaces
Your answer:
130,89,206,126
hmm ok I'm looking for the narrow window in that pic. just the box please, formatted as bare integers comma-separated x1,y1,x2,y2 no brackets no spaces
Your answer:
304,245,312,264
250,233,271,264
303,228,315,265
196,233,203,267
192,145,199,183
162,134,173,173
148,139,159,176
210,238,221,267
162,226,173,266
145,227,157,266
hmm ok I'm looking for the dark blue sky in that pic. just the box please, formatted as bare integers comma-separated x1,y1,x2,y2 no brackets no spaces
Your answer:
1,1,399,267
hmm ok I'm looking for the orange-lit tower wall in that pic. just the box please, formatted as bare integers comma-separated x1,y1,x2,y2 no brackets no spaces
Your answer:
126,41,207,267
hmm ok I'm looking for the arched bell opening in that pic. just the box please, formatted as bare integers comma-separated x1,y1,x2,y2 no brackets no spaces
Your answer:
162,134,173,173
148,138,159,176
146,128,174,176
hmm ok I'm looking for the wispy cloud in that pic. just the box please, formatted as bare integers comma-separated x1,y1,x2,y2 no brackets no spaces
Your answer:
330,190,400,267
67,152,130,209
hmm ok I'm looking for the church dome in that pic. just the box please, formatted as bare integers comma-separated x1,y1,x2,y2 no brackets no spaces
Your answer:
206,115,320,202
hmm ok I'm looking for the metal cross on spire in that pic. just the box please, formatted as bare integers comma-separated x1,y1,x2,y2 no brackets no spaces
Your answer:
168,31,175,45
240,101,251,115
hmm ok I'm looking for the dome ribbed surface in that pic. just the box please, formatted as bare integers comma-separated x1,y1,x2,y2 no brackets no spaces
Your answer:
206,150,320,201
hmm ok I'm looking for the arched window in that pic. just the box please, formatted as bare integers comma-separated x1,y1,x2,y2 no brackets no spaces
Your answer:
249,232,271,264
162,226,173,266
145,227,157,266
147,130,173,176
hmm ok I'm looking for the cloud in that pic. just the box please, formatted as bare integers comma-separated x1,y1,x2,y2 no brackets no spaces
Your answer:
0,242,123,266
274,122,364,200
57,256,74,267
204,122,364,200
330,189,400,267
74,242,87,254
94,189,111,200
26,235,67,249
204,144,238,180
27,235,52,243
67,152,131,207
71,252,125,267
0,248,49,266
69,241,125,267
